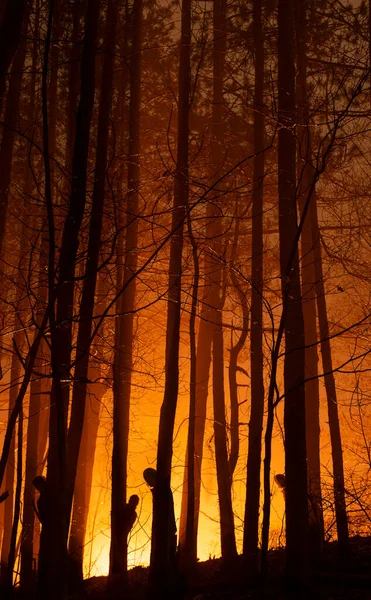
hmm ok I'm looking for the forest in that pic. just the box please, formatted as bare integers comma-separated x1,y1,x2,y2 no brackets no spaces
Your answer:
0,0,371,599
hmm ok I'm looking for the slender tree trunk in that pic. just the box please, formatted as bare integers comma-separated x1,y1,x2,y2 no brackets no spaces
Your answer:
66,0,118,528
0,6,29,259
0,0,26,111
243,0,265,575
0,9,30,583
212,306,237,560
110,0,142,580
0,344,20,585
19,3,50,588
209,0,237,562
48,0,61,193
178,276,213,556
179,216,199,570
278,0,308,587
68,340,105,583
149,0,190,595
311,195,349,560
6,410,23,593
65,0,84,172
228,209,249,480
295,0,324,554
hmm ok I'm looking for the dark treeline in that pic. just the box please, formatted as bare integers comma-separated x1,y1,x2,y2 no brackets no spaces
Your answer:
0,0,370,599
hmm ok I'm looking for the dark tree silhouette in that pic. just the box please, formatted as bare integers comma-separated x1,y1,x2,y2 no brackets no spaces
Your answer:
210,0,237,562
295,0,324,555
38,1,101,598
243,0,265,577
277,0,309,587
0,0,26,111
110,0,142,581
149,0,190,595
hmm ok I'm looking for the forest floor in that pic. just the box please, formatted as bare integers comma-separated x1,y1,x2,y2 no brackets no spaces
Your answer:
84,535,371,600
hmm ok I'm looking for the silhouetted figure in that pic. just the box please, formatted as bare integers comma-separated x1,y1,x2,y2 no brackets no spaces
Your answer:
32,475,47,525
119,494,139,540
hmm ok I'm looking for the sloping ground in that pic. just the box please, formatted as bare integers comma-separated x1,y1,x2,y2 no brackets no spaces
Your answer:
84,535,371,600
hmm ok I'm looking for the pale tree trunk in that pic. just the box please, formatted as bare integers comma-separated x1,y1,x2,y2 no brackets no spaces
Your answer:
110,0,142,580
311,198,349,560
149,0,190,595
295,0,324,554
210,0,237,562
243,0,265,575
278,0,309,587
37,2,100,598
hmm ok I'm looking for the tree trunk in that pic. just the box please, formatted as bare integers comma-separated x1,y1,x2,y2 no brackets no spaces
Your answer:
311,196,349,560
179,215,199,570
228,208,249,480
149,0,190,595
19,3,50,588
66,0,118,530
178,300,213,559
0,8,30,583
37,2,100,598
210,0,237,562
278,0,309,587
6,410,23,592
0,0,26,112
0,5,29,260
0,342,20,585
295,0,324,555
65,0,84,172
243,0,265,575
68,342,105,583
110,0,142,581
48,0,61,193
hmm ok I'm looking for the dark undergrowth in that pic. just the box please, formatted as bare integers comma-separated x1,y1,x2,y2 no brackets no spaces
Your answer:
81,535,371,600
